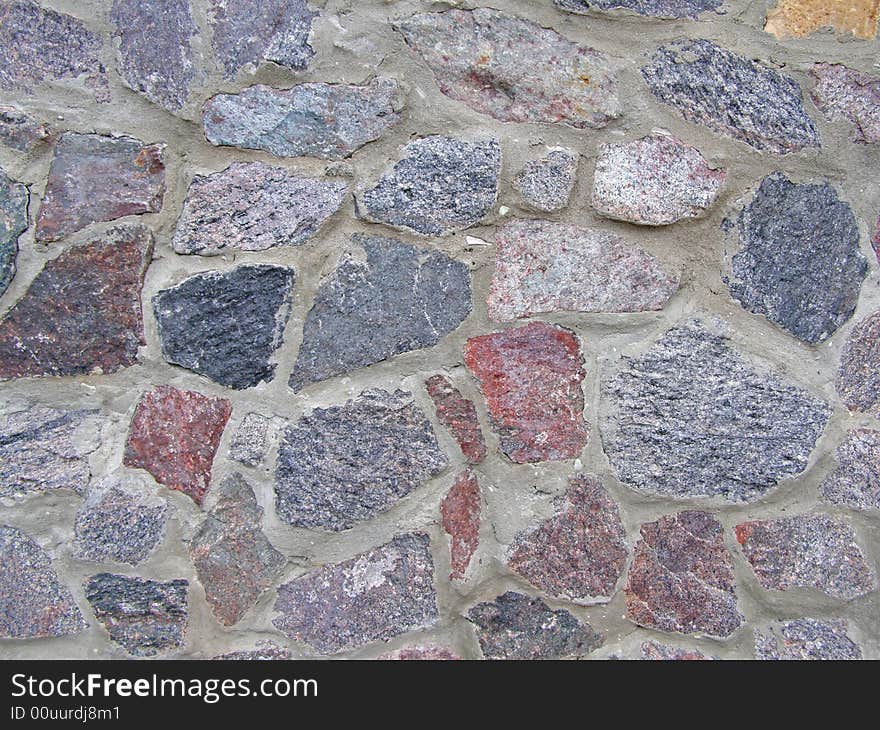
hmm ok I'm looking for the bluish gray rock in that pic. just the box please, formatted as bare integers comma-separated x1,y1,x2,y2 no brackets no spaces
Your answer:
0,169,28,299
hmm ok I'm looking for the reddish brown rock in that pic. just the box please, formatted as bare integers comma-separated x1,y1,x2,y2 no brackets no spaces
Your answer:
124,385,231,505
837,310,880,417
810,63,880,144
379,645,460,660
464,322,588,463
641,641,710,660
425,375,487,464
441,469,481,581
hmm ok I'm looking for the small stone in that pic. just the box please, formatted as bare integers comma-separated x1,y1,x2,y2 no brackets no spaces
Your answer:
873,217,880,263
379,646,460,660
0,526,86,639
273,532,438,654
837,311,880,417
36,133,165,243
513,149,578,213
85,573,188,657
592,135,725,225
229,413,273,467
640,641,710,660
290,235,471,390
487,219,678,321
275,389,447,531
554,0,723,18
755,619,862,660
467,591,602,660
600,319,830,501
354,136,500,236
725,172,865,345
154,264,295,390
810,63,880,144
642,39,820,154
507,475,627,604
626,511,742,638
395,8,620,128
214,642,292,660
821,429,880,510
190,473,284,626
441,469,481,581
1,168,28,299
73,471,168,566
124,385,231,505
425,375,487,464
464,322,589,464
736,514,876,600
173,162,346,255
0,225,153,379
765,0,879,40
0,106,51,151
203,77,402,160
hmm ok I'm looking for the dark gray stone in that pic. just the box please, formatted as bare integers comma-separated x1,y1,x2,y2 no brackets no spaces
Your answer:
755,619,862,660
0,169,28,299
513,148,578,213
0,106,51,151
555,0,722,18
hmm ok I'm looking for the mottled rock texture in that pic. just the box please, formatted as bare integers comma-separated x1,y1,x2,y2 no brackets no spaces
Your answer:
229,413,273,467
275,390,447,531
379,646,460,660
755,619,862,660
425,375,487,464
273,532,438,654
837,310,880,417
441,469,481,581
154,265,295,389
626,511,742,637
821,429,880,510
0,226,153,379
513,148,578,213
487,219,677,321
0,168,28,299
554,0,723,18
765,0,879,40
215,643,292,660
641,641,710,660
290,234,471,390
600,320,830,501
642,39,820,154
810,64,880,144
0,106,51,151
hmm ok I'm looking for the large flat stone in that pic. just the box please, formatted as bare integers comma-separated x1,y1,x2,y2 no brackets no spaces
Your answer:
0,168,28,299
810,63,880,144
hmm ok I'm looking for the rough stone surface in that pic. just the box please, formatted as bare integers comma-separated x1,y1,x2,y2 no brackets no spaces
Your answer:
124,385,231,506
811,63,880,149
755,619,862,660
592,134,725,225
214,643,292,660
736,514,876,599
441,469,481,581
641,641,710,660
467,591,602,660
555,0,723,18
154,264,295,390
487,219,678,321
837,310,880,417
513,149,578,213
821,429,880,510
725,172,865,345
600,319,830,501
379,645,460,660
273,532,438,654
507,475,627,604
395,8,620,128
275,389,447,531
0,225,153,379
642,39,820,154
0,169,28,299
290,234,471,390
0,106,51,151
203,77,401,160
464,322,589,464
85,573,188,657
229,413,273,467
425,375,487,465
874,216,880,263
36,133,165,243
0,526,86,639
626,511,743,638
765,0,879,40
355,136,500,236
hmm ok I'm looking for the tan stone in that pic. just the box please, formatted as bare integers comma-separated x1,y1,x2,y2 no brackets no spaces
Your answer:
765,0,879,40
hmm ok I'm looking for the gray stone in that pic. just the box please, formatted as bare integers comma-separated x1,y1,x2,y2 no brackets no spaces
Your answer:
513,149,578,213
229,413,273,467
214,642,291,660
0,106,51,151
555,0,722,18
640,641,711,660
289,234,472,391
275,389,448,531
837,310,880,417
1,169,28,299
810,63,880,144
821,429,880,511
755,619,862,660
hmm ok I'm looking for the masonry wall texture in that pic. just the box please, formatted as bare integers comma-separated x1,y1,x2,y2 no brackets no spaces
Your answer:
0,0,879,661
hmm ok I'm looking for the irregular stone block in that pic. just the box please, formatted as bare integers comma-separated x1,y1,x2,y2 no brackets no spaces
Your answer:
765,0,879,40
0,106,51,151
554,0,723,18
229,413,273,467
755,619,862,660
487,219,678,321
513,148,578,213
600,319,830,501
641,641,710,660
290,234,471,390
441,469,481,581
810,63,880,144
273,532,438,654
379,646,460,660
214,642,292,660
837,311,880,417
425,375,487,464
0,169,28,299
626,511,742,638
464,322,589,464
821,429,880,510
642,39,820,154
154,264,295,389
873,216,880,263
275,389,447,531
394,8,620,128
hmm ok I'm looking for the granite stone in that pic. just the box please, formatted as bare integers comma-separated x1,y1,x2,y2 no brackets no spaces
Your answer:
513,149,578,213
765,0,879,40
0,106,51,151
441,469,481,581
0,168,28,299
821,429,880,510
755,619,862,660
837,310,880,417
810,63,880,144
229,413,274,467
425,375,487,465
554,0,723,18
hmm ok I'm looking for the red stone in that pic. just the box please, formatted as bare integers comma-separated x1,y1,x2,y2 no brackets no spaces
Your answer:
425,374,486,464
441,469,481,581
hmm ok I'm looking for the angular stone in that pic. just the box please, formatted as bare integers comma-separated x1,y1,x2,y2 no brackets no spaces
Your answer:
0,169,28,299
507,475,627,604
111,0,198,112
85,573,188,657
0,106,51,151
0,225,153,379
209,0,317,79
36,133,165,243
464,322,589,464
275,389,447,531
755,619,862,660
766,0,879,40
513,148,578,213
190,473,284,626
810,63,880,144
214,642,292,660
354,136,500,236
229,413,273,467
124,385,231,505
592,135,725,225
273,532,438,654
555,0,723,18
425,375,487,465
395,8,620,128
641,641,710,660
487,219,678,321
821,429,880,510
600,320,830,501
0,526,86,638
203,77,402,160
467,591,602,660
725,172,865,344
173,162,346,255
73,471,168,566
838,311,880,417
736,514,876,599
441,469,481,581
290,235,471,390
642,39,820,154
379,645,460,660
154,264,295,389
626,511,742,638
